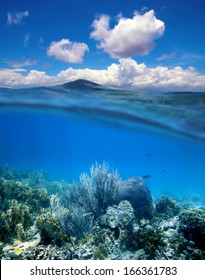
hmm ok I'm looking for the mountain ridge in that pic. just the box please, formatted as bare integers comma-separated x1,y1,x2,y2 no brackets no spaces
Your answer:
59,79,103,90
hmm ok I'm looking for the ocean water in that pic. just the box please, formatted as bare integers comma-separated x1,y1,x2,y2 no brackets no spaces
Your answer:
0,79,205,202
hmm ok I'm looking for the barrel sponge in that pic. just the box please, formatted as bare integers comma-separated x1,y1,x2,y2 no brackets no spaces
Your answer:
115,176,154,219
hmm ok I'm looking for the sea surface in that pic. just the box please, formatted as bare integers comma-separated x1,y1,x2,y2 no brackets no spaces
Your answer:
0,79,205,202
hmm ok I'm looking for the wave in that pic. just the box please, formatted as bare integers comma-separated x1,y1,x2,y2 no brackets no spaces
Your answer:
0,79,205,140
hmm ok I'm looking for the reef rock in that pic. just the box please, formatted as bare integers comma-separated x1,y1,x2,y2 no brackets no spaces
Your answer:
115,176,154,219
105,200,135,229
179,209,205,251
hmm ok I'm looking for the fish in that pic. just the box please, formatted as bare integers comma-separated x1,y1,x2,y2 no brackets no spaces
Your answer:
142,175,152,179
160,168,167,174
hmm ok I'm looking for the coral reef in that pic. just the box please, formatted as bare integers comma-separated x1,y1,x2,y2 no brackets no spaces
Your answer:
130,221,164,259
102,200,135,229
93,243,108,260
179,209,205,252
50,193,94,239
155,196,181,218
36,213,68,246
2,244,71,260
0,199,31,242
0,178,49,213
51,162,121,239
0,166,55,257
1,164,205,260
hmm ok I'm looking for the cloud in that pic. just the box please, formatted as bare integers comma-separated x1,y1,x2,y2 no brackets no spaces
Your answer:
90,9,165,59
179,53,205,65
4,58,37,68
38,37,45,49
157,52,176,61
0,68,26,87
57,58,205,89
7,10,29,25
1,58,205,89
25,70,54,85
47,39,89,63
0,69,54,87
24,34,30,47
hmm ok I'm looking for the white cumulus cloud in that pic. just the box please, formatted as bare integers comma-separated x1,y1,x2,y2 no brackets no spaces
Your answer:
0,68,26,87
7,10,29,25
1,59,205,90
57,58,205,89
0,69,55,87
90,9,165,59
24,70,54,85
47,39,89,63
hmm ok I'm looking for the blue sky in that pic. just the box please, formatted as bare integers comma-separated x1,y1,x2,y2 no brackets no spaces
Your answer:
0,0,205,89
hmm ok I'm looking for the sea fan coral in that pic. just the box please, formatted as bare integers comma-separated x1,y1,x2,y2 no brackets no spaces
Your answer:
51,162,121,239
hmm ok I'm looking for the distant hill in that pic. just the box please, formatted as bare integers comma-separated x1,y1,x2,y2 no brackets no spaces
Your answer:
59,79,103,90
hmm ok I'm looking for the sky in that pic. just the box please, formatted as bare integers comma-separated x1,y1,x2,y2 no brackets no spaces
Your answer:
0,0,205,89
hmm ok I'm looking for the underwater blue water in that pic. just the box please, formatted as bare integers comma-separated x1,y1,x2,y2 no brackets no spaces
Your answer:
0,80,205,202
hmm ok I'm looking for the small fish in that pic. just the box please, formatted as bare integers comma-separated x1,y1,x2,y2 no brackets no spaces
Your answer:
160,168,167,174
145,153,152,156
142,175,152,179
